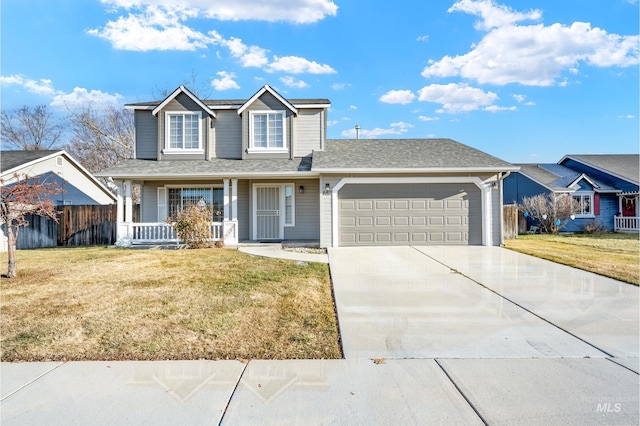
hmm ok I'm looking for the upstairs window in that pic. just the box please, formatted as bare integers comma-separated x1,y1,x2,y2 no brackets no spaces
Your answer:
249,111,286,153
166,112,202,152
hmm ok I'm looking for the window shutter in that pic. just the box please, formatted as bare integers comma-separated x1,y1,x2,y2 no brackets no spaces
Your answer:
158,187,167,221
594,193,600,215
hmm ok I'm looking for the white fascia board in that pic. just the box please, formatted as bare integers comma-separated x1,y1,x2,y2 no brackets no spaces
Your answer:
293,103,331,109
312,166,520,174
152,85,216,118
125,105,155,111
568,173,599,190
237,84,298,116
99,171,320,180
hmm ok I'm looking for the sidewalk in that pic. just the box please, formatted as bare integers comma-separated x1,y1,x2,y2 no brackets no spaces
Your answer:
238,243,328,264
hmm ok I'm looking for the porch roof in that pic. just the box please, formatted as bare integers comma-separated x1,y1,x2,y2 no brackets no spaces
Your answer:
95,157,314,180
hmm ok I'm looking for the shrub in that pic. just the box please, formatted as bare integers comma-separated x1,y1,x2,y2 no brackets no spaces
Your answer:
167,204,215,249
519,193,580,234
582,220,607,234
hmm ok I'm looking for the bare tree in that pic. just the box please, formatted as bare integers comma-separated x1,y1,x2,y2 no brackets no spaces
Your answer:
65,104,134,173
1,173,64,278
1,105,63,150
151,70,214,100
519,193,580,234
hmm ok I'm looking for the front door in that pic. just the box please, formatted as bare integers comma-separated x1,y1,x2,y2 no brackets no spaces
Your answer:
255,186,282,240
622,195,637,217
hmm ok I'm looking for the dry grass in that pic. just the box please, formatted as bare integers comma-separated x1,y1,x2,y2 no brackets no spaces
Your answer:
0,247,341,361
504,233,639,285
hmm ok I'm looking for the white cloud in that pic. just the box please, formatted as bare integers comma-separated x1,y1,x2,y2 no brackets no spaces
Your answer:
51,87,124,109
211,71,240,90
418,116,440,121
416,35,429,42
1,74,124,110
340,122,413,138
418,83,498,113
484,105,517,112
89,6,337,74
349,105,358,110
379,90,416,105
267,56,336,74
100,0,338,24
619,114,635,119
332,83,350,90
422,0,639,86
279,76,309,88
449,0,542,31
88,6,215,51
327,120,339,126
0,74,59,96
513,94,536,106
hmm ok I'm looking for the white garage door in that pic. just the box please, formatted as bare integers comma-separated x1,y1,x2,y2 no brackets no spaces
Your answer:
338,183,482,246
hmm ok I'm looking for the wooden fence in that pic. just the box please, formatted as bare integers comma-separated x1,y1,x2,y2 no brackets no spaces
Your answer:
2,205,140,250
503,204,527,239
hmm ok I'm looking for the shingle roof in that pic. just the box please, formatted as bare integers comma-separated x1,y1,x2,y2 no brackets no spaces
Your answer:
516,163,618,192
126,98,330,108
1,150,62,173
95,157,313,179
563,154,639,184
312,139,516,171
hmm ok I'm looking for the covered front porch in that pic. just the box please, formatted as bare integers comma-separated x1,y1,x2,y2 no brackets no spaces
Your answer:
614,192,639,233
114,179,239,246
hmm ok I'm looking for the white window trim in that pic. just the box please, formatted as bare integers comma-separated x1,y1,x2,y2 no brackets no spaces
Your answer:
283,183,295,227
572,192,595,218
248,110,287,153
164,111,204,153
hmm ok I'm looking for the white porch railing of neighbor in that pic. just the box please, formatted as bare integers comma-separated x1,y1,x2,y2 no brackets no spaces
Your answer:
614,216,640,232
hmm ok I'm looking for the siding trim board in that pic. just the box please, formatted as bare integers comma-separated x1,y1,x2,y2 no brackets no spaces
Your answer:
330,176,491,247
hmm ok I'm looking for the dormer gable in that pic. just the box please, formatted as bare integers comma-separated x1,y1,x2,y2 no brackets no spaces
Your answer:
153,85,215,118
237,85,297,116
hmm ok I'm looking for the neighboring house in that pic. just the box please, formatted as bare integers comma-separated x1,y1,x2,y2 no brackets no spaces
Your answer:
1,149,117,205
1,150,117,250
503,154,639,233
96,84,518,247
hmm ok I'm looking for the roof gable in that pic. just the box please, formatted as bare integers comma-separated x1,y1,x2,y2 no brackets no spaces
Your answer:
560,154,639,185
237,85,297,116
152,85,216,117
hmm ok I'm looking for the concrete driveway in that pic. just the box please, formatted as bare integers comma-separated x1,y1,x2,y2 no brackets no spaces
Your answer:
328,246,639,361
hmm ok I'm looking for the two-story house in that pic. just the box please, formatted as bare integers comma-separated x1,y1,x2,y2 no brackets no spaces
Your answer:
97,85,517,247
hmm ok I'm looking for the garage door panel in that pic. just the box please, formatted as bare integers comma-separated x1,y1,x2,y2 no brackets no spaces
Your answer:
338,183,481,246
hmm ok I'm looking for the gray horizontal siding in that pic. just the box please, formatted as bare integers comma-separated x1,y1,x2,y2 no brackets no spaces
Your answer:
284,180,320,240
135,111,158,160
295,109,322,157
213,110,242,159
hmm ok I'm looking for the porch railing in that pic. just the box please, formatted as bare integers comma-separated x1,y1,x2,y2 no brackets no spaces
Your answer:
614,216,640,232
120,222,227,244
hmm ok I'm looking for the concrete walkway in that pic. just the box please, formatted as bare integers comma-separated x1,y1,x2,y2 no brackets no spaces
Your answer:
2,246,638,425
238,244,329,263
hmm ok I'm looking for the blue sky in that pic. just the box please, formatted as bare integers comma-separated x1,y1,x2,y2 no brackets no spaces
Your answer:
1,0,638,163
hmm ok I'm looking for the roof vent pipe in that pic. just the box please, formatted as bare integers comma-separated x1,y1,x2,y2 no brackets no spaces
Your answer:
355,125,360,140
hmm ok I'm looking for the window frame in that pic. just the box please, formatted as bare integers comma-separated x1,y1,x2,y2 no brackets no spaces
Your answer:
572,192,595,217
283,183,295,227
166,185,224,221
248,110,287,153
164,111,203,153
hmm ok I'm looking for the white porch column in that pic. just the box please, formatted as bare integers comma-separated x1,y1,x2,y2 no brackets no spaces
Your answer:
222,178,238,245
116,180,124,240
231,179,238,221
124,180,133,223
223,179,230,221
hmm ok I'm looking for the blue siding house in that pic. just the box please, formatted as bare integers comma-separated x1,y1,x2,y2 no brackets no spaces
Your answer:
503,154,639,233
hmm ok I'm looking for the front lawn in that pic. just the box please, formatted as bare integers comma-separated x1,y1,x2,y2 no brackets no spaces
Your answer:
0,247,342,361
504,233,639,285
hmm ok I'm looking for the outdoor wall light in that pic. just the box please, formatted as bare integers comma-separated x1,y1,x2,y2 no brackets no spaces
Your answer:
299,185,304,194
324,183,331,194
